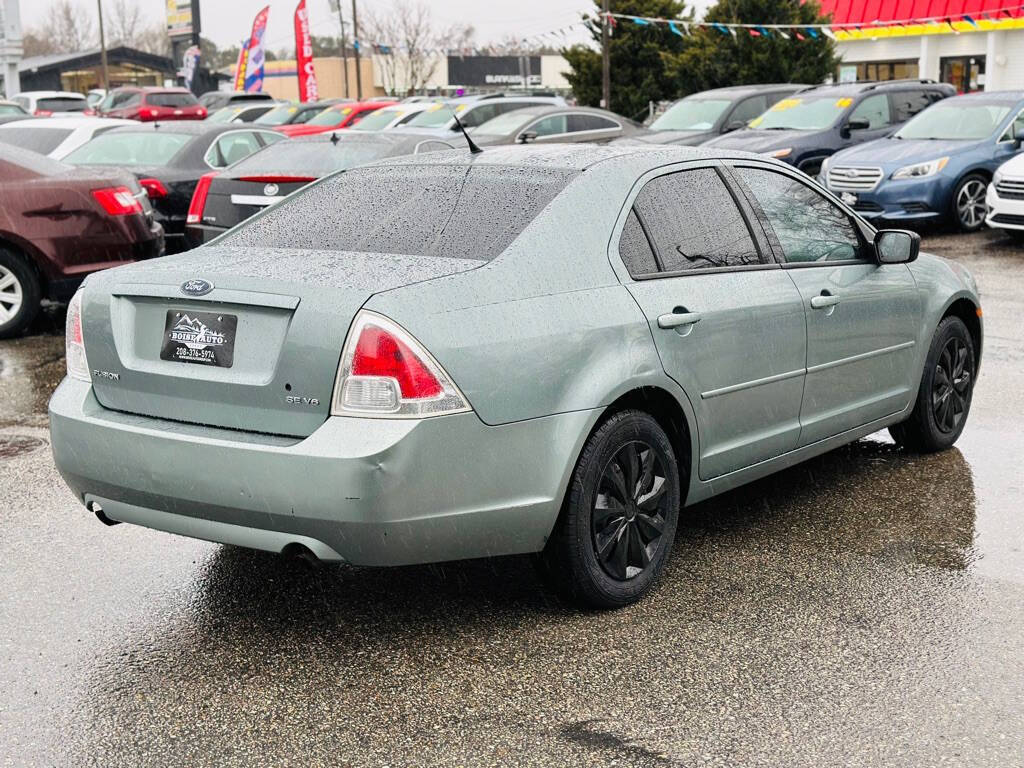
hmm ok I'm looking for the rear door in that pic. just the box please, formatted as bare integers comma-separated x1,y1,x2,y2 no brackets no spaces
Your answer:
620,164,808,480
731,163,920,446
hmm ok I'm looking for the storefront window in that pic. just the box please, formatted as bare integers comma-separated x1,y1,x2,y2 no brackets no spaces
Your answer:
941,56,986,93
847,60,920,82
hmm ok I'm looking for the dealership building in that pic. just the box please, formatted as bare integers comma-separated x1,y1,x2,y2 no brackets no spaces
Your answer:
824,0,1024,92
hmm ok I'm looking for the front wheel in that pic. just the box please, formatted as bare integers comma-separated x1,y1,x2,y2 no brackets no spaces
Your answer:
890,316,976,452
538,410,682,608
952,174,988,232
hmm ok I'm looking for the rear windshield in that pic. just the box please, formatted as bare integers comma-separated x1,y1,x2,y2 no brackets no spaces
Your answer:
0,127,74,155
147,92,199,108
228,140,408,175
37,97,87,113
63,132,192,166
222,163,578,261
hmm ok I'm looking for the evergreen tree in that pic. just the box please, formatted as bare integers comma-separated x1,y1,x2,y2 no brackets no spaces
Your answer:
661,0,838,96
562,1,690,120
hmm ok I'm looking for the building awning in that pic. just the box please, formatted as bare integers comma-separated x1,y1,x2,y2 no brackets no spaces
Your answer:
819,0,1024,40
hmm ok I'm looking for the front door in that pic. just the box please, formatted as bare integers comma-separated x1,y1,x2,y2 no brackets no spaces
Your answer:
731,164,921,446
619,165,808,479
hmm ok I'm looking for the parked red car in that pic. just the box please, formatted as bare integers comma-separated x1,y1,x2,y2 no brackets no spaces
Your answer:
274,100,396,137
0,145,163,337
97,87,207,122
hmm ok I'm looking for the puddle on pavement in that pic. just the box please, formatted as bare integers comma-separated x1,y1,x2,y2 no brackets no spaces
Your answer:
0,435,46,459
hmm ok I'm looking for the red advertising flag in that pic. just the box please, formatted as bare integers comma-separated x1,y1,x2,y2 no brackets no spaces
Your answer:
294,0,319,102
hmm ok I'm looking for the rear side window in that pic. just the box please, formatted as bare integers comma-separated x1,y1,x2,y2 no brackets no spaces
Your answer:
618,209,658,276
37,97,86,113
633,167,761,272
892,90,933,122
222,164,579,261
147,92,199,108
568,114,619,132
0,127,73,155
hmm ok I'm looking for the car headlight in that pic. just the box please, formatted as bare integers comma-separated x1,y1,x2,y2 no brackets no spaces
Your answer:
820,155,832,174
762,147,792,159
993,168,1004,185
891,156,949,180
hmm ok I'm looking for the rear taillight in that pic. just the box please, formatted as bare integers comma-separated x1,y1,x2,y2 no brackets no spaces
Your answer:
186,172,217,224
331,311,470,418
65,290,90,382
236,175,316,184
197,107,208,118
139,178,168,199
147,108,159,118
34,109,53,116
91,186,143,215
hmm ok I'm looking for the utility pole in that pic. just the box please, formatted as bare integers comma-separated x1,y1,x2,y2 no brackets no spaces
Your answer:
97,0,109,90
351,0,361,100
601,0,610,110
333,0,349,98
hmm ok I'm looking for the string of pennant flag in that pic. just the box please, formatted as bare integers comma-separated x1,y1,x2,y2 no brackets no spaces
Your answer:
594,2,1024,41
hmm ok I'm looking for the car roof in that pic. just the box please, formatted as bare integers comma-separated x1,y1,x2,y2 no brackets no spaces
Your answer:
16,90,85,98
103,121,256,136
686,83,806,99
478,104,625,123
0,116,131,130
798,79,955,97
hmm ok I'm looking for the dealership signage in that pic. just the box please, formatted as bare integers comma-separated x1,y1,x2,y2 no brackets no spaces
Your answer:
166,0,200,38
447,56,542,87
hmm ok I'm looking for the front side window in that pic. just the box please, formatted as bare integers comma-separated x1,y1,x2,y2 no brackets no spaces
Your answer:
849,93,892,130
728,96,767,127
736,167,864,263
531,115,568,137
633,167,761,272
999,108,1024,143
461,104,502,128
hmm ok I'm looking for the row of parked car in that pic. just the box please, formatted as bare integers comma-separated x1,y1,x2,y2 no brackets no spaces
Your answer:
1,80,1023,340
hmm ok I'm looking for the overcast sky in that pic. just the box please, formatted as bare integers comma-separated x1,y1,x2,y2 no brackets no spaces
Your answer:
19,0,669,52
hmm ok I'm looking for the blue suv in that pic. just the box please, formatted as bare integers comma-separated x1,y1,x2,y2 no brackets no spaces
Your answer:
704,79,955,176
821,91,1024,231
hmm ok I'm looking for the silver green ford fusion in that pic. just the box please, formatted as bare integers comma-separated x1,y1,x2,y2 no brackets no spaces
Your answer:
49,145,982,608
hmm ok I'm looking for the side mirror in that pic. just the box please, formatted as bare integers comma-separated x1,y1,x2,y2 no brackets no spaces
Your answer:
724,120,746,133
875,229,920,265
517,131,538,144
841,117,871,138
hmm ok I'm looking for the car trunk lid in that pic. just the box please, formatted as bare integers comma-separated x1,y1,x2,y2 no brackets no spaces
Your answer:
82,246,483,437
202,175,315,230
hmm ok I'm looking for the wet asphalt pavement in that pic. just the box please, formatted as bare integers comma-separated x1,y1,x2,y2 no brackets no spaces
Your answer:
1,230,1023,767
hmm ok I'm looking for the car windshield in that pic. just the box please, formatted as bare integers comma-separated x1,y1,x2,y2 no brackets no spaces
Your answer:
349,108,405,131
307,106,353,127
650,99,731,131
255,104,303,125
147,92,198,107
64,132,192,166
208,108,245,123
37,97,87,113
895,103,1012,140
0,127,73,155
222,163,579,261
406,103,455,128
750,96,848,130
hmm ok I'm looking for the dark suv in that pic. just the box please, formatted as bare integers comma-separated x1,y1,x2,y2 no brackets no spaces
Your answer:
703,79,956,176
616,84,808,147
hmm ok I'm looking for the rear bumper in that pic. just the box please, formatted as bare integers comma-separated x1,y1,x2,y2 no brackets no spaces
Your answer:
49,379,592,565
985,183,1024,230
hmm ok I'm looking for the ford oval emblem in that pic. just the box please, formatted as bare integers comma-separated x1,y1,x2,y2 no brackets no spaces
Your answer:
263,183,280,197
181,279,214,297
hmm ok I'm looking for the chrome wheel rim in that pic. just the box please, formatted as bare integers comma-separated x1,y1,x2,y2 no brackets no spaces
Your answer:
933,336,972,434
956,180,987,229
0,265,23,325
591,440,669,581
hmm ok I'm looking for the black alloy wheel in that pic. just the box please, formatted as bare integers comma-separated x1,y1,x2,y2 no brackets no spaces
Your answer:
592,441,670,581
932,335,972,434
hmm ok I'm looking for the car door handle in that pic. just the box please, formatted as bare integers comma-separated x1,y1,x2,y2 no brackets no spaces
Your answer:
810,294,841,310
657,311,702,329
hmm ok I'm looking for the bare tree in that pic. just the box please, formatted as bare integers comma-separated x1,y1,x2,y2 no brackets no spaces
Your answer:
362,1,474,95
106,0,144,46
42,0,97,52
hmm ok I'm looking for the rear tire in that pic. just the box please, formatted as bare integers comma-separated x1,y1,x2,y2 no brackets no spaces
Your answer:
951,173,988,232
0,248,41,339
538,410,682,609
889,316,975,452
